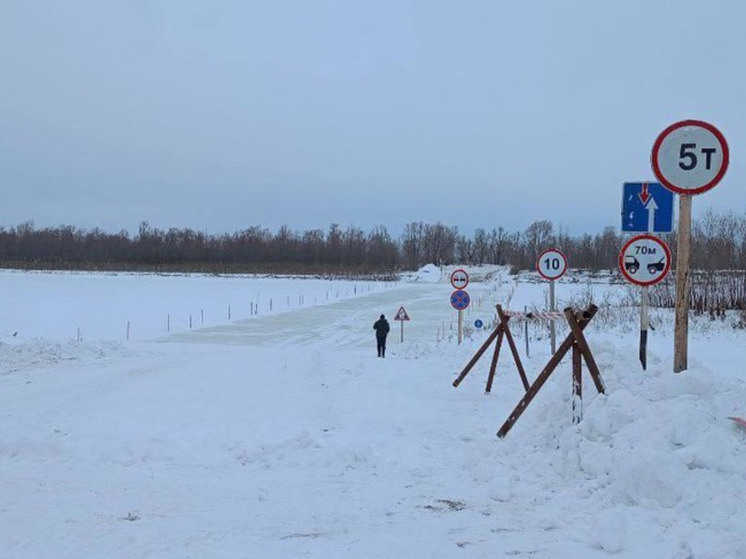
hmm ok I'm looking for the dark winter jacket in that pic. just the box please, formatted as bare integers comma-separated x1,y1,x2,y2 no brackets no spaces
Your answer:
373,317,390,339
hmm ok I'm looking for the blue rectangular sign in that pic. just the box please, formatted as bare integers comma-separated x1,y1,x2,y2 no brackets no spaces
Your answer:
621,182,674,233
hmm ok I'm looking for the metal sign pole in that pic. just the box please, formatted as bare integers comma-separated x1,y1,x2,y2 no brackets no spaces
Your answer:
458,309,463,345
640,285,649,370
549,280,557,354
400,320,404,343
674,195,692,372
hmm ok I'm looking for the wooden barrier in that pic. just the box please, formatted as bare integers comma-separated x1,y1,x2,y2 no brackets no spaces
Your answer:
452,305,530,394
497,304,605,438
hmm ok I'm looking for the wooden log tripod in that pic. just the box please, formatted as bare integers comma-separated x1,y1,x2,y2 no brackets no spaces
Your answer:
452,305,531,394
497,304,605,438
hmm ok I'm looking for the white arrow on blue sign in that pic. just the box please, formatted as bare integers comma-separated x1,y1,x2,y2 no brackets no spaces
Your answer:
621,182,674,233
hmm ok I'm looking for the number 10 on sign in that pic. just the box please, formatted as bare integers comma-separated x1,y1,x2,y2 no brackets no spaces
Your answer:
536,249,568,354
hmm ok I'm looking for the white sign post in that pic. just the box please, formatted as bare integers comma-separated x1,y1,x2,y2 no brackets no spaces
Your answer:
536,248,568,354
450,270,470,344
651,119,729,372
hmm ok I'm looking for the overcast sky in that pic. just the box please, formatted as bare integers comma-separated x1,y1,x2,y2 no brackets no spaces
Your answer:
1,1,745,236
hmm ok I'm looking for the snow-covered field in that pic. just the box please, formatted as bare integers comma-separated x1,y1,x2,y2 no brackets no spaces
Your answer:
1,266,746,558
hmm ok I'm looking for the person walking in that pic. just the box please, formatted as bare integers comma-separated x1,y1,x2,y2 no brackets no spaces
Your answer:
373,314,390,358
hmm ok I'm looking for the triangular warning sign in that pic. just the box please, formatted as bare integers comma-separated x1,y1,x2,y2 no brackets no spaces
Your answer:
394,306,410,321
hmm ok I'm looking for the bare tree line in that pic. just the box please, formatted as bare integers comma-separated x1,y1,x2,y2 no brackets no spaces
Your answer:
1,209,745,274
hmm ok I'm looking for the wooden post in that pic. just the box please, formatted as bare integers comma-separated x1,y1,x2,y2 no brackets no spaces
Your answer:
563,307,605,394
674,195,692,372
485,327,505,393
497,306,530,391
452,325,502,387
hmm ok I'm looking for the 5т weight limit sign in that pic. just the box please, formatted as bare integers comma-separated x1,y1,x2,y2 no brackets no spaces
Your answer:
651,119,729,373
652,119,729,195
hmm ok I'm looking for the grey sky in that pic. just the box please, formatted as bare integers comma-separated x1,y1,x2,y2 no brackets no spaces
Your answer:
1,1,745,236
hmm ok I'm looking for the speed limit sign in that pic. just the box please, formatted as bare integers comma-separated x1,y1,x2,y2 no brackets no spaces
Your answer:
536,248,567,281
651,119,729,195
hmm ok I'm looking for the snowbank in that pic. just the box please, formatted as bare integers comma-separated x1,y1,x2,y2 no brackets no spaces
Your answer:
414,263,441,282
1,270,745,558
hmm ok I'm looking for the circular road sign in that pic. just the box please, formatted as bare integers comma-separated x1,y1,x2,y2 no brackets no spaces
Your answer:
450,289,471,311
450,269,469,289
474,319,483,329
651,119,729,195
618,234,672,286
536,248,568,281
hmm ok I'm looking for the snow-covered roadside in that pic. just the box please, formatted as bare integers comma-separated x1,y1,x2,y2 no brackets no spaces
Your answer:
0,269,397,344
1,267,745,558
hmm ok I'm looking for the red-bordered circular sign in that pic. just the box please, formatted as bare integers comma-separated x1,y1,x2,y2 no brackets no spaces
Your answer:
651,119,729,195
536,248,568,281
450,268,469,289
618,234,672,286
450,289,470,310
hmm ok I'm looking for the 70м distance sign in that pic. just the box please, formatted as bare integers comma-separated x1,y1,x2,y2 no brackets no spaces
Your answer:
618,235,671,287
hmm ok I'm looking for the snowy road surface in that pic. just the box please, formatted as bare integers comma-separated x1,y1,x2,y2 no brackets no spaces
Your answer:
2,268,746,558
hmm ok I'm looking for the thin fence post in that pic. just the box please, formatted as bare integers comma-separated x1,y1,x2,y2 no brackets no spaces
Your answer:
201,309,204,325
167,314,170,332
228,305,231,320
126,321,130,341
189,315,193,329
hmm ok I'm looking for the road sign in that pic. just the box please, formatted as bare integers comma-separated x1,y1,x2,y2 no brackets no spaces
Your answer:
618,234,671,286
621,182,674,233
450,289,470,310
394,306,410,321
474,319,483,329
651,119,729,195
536,248,567,281
450,269,469,289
